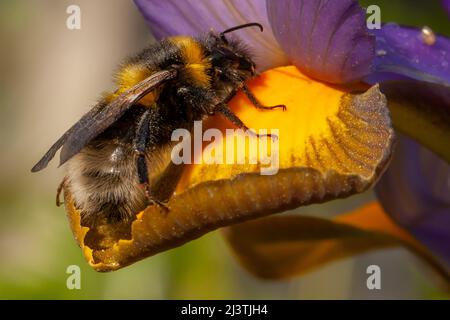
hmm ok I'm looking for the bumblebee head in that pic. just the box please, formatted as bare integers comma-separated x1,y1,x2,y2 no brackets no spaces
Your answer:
206,23,262,79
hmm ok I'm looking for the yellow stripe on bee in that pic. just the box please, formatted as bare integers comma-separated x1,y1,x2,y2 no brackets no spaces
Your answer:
169,36,211,87
107,64,158,107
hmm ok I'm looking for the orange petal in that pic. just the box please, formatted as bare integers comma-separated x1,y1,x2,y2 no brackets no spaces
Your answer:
63,66,394,271
223,202,450,282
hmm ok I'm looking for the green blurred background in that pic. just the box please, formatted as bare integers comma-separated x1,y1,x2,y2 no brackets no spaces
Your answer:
0,0,448,299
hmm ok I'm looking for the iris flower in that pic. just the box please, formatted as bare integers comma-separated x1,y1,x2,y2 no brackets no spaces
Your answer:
64,0,450,283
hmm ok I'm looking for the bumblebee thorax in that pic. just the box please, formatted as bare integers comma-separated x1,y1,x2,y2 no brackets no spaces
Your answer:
168,36,212,88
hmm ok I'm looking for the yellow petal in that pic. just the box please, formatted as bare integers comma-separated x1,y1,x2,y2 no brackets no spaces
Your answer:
223,202,450,282
179,67,393,188
63,66,394,271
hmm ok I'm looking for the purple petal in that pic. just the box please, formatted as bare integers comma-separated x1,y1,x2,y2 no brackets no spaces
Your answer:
367,24,450,86
266,0,375,84
443,0,450,18
133,0,288,71
376,135,450,269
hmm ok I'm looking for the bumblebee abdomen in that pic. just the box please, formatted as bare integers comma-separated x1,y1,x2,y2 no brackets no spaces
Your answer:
64,112,178,225
66,142,146,224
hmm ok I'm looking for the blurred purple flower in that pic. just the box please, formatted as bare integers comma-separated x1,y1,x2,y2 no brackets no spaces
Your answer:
376,135,450,267
443,0,450,18
134,0,450,267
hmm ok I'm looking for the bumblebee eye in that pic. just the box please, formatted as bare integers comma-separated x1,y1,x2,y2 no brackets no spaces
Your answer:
238,58,255,73
211,47,238,65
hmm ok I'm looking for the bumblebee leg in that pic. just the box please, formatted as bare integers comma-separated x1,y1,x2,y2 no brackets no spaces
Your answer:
133,110,169,211
56,176,67,207
217,103,277,140
136,154,169,211
242,84,286,111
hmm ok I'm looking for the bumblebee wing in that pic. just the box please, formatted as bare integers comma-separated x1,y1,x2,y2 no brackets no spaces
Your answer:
59,69,177,166
31,69,177,172
31,103,104,172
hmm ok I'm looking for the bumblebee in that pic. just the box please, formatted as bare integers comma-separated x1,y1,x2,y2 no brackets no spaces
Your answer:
31,23,285,226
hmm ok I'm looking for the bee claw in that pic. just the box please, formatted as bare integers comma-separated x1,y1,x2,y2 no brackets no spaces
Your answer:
248,130,278,141
262,104,286,111
149,199,170,212
56,177,68,207
140,184,170,213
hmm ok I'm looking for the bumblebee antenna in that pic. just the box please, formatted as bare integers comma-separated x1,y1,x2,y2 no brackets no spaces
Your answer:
220,22,263,42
